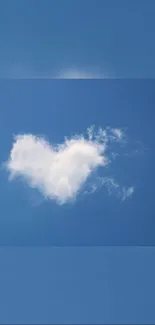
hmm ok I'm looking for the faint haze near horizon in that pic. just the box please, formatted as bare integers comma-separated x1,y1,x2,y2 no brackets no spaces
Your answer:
0,0,155,78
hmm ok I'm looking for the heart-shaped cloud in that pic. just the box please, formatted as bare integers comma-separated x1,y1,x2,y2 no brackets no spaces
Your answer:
5,126,134,204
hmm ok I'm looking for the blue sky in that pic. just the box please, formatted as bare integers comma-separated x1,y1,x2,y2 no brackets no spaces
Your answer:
0,2,155,323
0,79,154,246
0,0,155,78
0,247,155,324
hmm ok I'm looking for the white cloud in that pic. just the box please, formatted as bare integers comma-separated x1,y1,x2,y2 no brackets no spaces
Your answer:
5,127,134,205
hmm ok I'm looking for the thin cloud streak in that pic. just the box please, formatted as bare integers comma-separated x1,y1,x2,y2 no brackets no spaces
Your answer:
54,68,105,79
0,64,106,79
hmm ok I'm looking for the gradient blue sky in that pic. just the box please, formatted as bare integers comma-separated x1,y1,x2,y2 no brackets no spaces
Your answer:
0,247,155,324
0,79,154,246
0,0,155,78
1,3,155,323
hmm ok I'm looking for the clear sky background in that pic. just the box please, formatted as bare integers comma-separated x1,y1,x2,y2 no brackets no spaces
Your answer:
0,0,155,78
0,79,154,246
0,247,155,324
